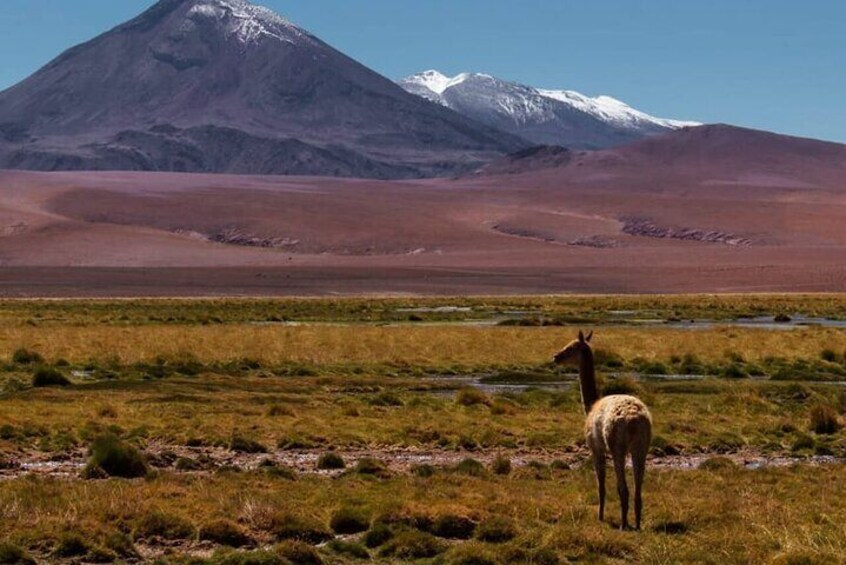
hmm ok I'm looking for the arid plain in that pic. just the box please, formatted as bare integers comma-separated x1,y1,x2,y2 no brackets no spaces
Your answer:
2,125,845,297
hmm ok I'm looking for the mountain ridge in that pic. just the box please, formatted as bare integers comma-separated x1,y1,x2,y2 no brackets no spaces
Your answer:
399,70,700,149
0,0,525,178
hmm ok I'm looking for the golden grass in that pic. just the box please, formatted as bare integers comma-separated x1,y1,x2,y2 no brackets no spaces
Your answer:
1,324,844,366
1,465,845,563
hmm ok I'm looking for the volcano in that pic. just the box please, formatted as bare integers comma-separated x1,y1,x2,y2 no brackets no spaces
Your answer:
0,0,525,178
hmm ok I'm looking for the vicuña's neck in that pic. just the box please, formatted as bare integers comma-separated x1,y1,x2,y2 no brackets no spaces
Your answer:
578,348,600,414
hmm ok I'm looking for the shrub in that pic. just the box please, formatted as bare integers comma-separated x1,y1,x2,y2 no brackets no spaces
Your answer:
53,533,91,558
364,523,394,548
330,507,370,534
316,452,345,470
491,455,511,476
275,540,323,565
84,433,148,478
268,513,332,544
32,367,71,388
0,542,35,564
199,519,253,547
230,436,268,454
432,514,476,539
12,348,43,365
135,511,195,540
455,458,486,477
379,531,446,559
457,388,490,407
809,404,841,435
328,540,369,559
476,516,517,543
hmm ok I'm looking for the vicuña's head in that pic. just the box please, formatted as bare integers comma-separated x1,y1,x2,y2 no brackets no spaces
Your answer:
552,330,593,365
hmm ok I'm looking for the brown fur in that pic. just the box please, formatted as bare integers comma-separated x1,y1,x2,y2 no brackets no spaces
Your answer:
554,331,653,530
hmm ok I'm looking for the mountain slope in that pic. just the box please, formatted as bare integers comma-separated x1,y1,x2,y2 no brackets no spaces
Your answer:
0,0,525,178
399,70,699,149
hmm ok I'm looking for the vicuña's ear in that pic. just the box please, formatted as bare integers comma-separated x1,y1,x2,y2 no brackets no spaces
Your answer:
586,331,593,343
578,330,585,342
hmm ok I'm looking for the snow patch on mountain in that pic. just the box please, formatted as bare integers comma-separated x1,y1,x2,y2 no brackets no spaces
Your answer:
187,0,309,45
399,70,701,148
538,88,699,130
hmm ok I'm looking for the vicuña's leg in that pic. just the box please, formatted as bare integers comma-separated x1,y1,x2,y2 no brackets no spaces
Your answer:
612,452,629,530
593,451,606,522
632,446,647,530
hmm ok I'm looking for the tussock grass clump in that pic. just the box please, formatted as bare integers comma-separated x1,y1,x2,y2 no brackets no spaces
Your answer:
432,514,476,539
489,398,517,415
275,540,324,564
328,540,369,559
83,433,148,478
267,404,295,417
135,510,196,540
809,404,840,435
457,388,490,407
330,506,370,534
316,452,345,470
354,457,389,477
476,516,517,543
455,458,486,477
370,391,404,407
268,513,332,544
364,523,394,548
103,532,138,560
32,367,71,388
601,375,643,397
379,531,446,560
97,405,118,418
820,348,839,363
0,542,35,564
230,436,268,454
199,519,253,547
699,456,737,472
491,455,511,476
411,464,436,478
53,533,91,558
12,348,43,365
448,543,501,565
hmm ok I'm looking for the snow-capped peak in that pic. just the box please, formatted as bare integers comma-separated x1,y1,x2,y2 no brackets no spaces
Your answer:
398,69,701,148
187,0,308,45
538,89,699,130
404,70,474,95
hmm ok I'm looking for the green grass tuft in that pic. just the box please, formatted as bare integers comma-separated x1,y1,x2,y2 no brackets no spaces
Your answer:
32,367,71,388
84,433,148,478
329,506,370,534
316,452,345,470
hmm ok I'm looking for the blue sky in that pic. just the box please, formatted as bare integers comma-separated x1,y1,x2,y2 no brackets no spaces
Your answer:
1,0,843,142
